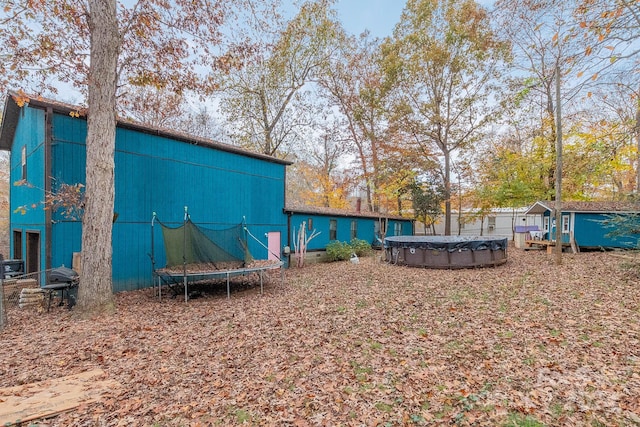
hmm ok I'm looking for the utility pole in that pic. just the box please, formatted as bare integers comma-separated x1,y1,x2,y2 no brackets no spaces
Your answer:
554,65,563,265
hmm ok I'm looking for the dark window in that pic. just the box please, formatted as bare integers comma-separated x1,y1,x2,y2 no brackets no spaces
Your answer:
13,230,22,259
329,219,337,241
308,218,313,230
350,220,357,240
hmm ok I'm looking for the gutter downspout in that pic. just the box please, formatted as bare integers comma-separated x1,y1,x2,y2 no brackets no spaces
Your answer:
44,107,53,281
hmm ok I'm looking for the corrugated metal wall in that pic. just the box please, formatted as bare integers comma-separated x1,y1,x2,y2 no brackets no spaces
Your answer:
47,113,288,292
9,106,47,280
573,213,636,248
289,213,413,251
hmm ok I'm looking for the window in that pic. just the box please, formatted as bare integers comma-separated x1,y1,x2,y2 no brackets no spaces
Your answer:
21,146,27,180
350,220,357,240
394,222,402,236
488,216,496,230
308,218,313,230
562,215,570,233
13,230,22,259
543,217,550,232
329,219,337,241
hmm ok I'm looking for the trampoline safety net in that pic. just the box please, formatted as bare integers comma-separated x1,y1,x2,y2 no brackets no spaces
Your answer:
160,220,253,268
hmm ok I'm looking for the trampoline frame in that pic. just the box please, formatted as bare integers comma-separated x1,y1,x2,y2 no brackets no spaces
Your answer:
154,261,284,301
151,208,284,301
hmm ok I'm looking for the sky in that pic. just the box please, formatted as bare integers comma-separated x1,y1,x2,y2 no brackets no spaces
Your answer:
333,0,496,39
333,0,405,38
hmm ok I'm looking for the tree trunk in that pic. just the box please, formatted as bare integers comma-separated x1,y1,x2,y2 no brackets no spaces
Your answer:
554,65,563,265
444,150,451,235
545,81,557,196
635,87,640,193
77,0,119,315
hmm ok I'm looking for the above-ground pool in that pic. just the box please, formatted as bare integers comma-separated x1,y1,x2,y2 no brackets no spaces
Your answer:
384,235,508,268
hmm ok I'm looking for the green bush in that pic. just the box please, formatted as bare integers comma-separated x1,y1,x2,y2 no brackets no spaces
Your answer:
326,240,352,262
325,239,372,262
350,238,372,256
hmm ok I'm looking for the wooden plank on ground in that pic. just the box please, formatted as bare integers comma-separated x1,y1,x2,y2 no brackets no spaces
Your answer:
0,369,119,426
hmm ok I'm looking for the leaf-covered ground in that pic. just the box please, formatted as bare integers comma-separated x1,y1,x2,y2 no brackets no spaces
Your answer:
1,248,640,426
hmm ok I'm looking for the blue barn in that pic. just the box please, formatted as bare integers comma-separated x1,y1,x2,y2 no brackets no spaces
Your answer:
284,206,414,263
525,200,640,249
0,92,291,292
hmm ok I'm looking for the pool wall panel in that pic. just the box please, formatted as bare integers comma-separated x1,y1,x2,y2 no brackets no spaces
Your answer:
384,236,507,269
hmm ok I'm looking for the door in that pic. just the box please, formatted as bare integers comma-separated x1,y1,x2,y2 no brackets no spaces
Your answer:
26,231,40,275
267,232,281,261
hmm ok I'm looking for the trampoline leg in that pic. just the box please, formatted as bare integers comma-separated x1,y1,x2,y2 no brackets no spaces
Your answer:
226,272,230,299
184,276,188,303
260,270,263,295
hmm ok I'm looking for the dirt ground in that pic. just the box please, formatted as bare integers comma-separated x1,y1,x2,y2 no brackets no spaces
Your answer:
1,247,639,426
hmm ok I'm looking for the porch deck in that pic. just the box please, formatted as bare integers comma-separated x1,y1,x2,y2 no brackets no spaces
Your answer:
525,239,575,253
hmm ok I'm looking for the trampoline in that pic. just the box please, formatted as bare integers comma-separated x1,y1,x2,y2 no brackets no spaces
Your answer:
384,235,508,268
151,209,283,301
154,260,283,300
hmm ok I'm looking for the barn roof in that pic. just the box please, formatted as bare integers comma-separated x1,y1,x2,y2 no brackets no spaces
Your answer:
284,204,411,221
0,91,292,166
526,200,640,215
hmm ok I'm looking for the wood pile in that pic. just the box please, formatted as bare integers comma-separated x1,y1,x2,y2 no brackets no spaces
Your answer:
2,279,43,309
17,280,44,309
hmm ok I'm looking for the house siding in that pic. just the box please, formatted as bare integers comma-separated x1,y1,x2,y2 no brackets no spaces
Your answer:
288,212,413,251
573,213,638,248
5,101,289,292
9,106,47,279
526,201,640,249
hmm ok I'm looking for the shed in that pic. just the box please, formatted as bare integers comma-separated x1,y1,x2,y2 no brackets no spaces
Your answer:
525,200,640,250
513,225,541,249
284,206,414,264
0,92,291,292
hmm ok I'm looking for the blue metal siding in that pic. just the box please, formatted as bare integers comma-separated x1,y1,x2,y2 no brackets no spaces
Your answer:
574,213,638,248
49,114,85,278
45,112,288,292
289,213,413,251
538,209,638,248
9,106,47,272
387,220,413,236
50,221,81,267
290,215,332,250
